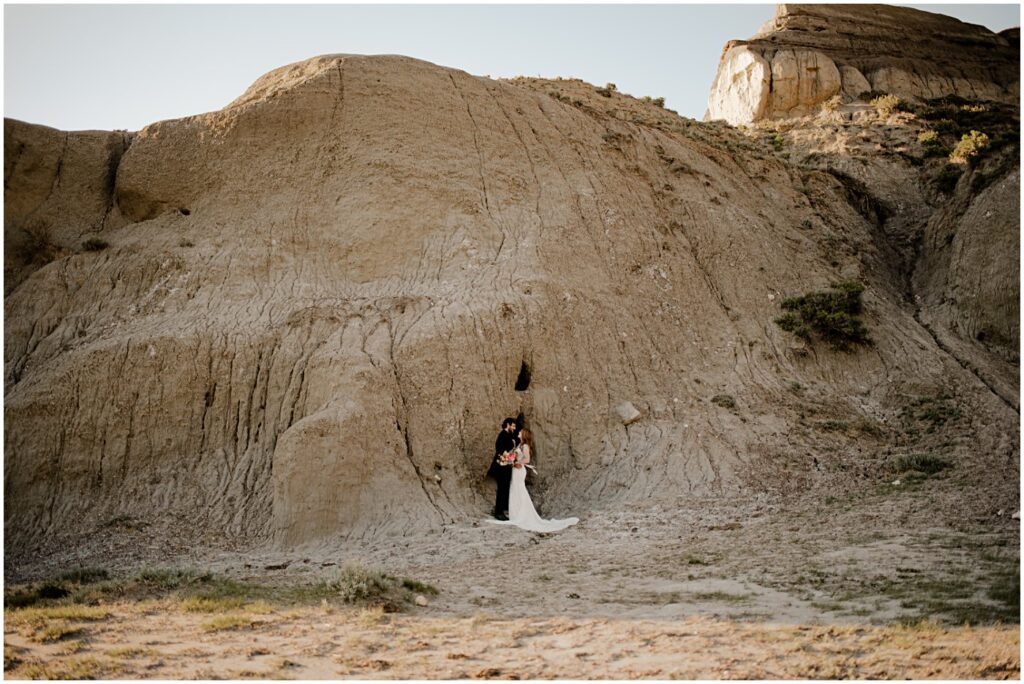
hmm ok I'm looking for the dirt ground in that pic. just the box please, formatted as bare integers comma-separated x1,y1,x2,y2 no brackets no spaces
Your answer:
4,605,1019,679
4,489,1020,679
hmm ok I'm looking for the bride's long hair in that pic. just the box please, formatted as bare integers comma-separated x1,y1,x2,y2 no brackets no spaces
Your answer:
519,428,535,457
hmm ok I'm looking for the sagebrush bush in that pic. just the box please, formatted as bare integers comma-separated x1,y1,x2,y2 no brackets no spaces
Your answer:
134,567,209,589
871,94,901,117
949,130,990,164
893,453,952,476
917,130,947,157
822,94,843,112
328,564,393,603
710,394,736,409
13,228,60,267
775,281,871,350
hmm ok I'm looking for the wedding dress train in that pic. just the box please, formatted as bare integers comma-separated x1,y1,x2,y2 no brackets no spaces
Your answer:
488,465,579,533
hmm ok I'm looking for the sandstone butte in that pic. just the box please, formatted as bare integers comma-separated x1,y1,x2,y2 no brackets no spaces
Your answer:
707,4,1019,124
3,4,1019,566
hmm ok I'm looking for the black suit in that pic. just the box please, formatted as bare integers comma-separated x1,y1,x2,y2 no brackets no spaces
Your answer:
488,430,519,516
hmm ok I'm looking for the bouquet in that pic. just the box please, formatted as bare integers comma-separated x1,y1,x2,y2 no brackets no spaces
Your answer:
497,450,516,466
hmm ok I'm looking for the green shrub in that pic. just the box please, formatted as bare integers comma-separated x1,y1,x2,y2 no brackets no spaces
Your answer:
934,165,962,194
775,312,811,340
901,395,962,430
775,281,871,350
917,130,947,157
710,394,736,409
950,130,990,164
651,97,665,108
13,228,60,267
893,453,952,475
871,94,901,117
931,118,959,136
895,100,918,114
59,568,110,584
134,567,209,590
987,572,1020,612
400,578,439,595
5,585,64,609
857,90,889,101
81,237,109,252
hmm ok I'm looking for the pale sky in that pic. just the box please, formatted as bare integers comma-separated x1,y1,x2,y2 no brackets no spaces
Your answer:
4,3,1021,132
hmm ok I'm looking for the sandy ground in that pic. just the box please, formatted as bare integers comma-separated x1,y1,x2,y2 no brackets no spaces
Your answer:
4,489,1020,679
4,604,1019,679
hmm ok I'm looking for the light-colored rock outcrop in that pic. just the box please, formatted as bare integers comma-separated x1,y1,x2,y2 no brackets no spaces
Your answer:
708,43,843,123
708,4,1020,124
4,52,1018,561
706,46,771,126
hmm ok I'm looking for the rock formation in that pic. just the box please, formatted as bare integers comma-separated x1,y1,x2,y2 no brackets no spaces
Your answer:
707,4,1020,124
4,15,1018,565
5,121,133,294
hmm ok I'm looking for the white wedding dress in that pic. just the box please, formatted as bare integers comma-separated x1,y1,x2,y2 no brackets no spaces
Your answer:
487,446,579,533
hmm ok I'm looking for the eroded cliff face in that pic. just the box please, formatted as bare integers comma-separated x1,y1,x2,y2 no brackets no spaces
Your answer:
4,50,1018,560
707,4,1019,124
4,121,133,295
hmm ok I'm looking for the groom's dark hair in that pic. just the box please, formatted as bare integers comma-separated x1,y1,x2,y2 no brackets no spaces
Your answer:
502,417,517,429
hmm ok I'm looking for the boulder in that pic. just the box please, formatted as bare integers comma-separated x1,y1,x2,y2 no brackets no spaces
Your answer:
614,402,642,426
706,45,771,124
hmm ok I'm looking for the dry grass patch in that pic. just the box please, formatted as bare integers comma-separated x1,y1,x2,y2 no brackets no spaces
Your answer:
16,656,121,680
202,613,261,632
4,644,25,671
104,646,157,659
247,599,276,614
690,591,753,604
30,621,85,643
8,604,112,627
179,595,247,613
357,605,388,628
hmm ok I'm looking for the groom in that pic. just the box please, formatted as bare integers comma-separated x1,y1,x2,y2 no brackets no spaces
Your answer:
487,417,519,520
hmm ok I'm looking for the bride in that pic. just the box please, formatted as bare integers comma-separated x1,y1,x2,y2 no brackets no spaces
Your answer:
488,428,579,533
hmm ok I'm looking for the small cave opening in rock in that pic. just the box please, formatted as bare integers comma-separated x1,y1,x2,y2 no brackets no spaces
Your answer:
179,208,191,216
514,361,531,391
